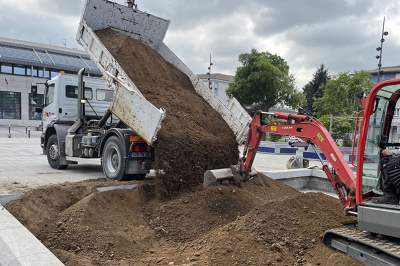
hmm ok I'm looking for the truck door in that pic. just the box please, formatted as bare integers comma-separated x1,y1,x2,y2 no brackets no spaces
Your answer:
42,83,57,130
60,84,93,121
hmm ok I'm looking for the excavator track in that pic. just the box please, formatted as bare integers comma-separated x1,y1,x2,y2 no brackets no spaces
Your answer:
323,227,400,265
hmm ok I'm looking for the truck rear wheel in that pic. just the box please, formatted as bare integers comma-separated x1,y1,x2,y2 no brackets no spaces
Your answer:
103,136,127,181
47,134,68,170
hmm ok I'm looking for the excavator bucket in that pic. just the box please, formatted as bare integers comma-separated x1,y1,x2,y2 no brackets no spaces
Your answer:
286,155,310,169
203,165,257,186
203,168,234,187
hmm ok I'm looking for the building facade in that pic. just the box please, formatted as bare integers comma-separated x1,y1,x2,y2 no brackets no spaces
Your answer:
197,73,234,103
0,37,101,127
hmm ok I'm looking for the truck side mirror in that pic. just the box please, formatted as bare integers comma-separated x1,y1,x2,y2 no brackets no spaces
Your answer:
31,83,38,98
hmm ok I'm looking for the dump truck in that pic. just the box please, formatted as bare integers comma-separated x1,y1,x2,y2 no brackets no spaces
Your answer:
205,79,400,265
37,0,250,181
36,69,155,180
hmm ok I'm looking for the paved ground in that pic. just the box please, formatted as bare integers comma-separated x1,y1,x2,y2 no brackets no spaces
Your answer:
0,125,105,194
0,125,325,194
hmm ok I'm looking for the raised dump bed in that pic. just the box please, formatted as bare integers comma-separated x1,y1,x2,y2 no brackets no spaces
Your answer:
76,0,251,145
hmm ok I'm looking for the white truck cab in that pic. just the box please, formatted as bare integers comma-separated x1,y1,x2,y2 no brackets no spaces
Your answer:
42,73,113,131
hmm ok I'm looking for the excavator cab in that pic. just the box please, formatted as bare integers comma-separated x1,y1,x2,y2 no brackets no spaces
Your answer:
354,81,400,199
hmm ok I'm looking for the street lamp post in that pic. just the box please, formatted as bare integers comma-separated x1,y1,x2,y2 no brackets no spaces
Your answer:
376,17,388,83
207,54,213,90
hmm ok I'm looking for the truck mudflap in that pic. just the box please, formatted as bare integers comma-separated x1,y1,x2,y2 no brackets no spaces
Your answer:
323,227,400,265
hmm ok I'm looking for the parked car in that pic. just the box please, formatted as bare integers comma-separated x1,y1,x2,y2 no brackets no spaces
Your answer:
288,136,304,147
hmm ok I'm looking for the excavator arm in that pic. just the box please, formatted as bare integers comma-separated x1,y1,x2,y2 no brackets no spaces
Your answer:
204,110,357,211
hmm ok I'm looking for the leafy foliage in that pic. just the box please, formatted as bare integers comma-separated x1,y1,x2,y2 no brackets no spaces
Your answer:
265,116,282,142
226,48,303,112
313,71,374,117
301,64,330,115
319,114,355,141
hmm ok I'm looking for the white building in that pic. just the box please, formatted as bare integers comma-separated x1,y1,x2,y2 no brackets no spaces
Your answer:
197,73,234,103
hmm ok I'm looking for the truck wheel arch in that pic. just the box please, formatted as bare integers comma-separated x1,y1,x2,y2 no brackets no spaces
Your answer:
98,128,134,156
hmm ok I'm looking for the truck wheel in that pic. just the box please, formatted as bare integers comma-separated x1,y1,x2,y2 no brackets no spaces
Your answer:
103,136,127,181
47,134,68,170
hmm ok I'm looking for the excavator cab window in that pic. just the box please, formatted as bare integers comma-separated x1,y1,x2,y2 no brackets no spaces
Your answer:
361,95,388,193
360,84,400,194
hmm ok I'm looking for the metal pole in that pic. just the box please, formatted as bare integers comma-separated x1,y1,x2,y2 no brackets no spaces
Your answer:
26,126,27,134
28,129,30,138
376,17,388,83
207,54,213,90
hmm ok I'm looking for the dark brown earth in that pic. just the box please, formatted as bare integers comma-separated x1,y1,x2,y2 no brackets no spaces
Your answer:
96,28,239,198
5,28,361,265
6,175,360,266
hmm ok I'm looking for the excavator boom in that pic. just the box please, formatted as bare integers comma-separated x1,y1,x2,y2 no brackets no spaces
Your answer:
204,110,357,210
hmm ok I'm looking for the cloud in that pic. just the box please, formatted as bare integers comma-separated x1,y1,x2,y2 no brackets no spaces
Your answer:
1,0,399,89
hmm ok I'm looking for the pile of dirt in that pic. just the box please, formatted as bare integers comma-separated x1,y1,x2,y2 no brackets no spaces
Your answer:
6,175,360,266
95,28,239,198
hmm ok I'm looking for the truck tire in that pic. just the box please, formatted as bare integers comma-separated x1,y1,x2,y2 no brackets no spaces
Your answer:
47,134,68,170
103,136,127,181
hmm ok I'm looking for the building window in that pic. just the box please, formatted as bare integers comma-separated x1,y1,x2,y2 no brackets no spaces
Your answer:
44,69,50,79
29,93,44,120
49,69,63,79
33,66,44,77
13,65,27,75
26,66,32,76
0,91,21,119
0,63,12,74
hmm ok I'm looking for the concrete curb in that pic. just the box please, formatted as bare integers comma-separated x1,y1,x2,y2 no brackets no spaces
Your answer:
0,204,64,266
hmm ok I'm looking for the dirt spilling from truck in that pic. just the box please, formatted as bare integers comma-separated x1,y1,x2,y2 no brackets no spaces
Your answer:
95,28,239,198
5,175,360,266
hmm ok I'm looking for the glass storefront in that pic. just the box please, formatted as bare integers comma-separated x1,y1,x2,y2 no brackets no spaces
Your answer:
0,91,21,119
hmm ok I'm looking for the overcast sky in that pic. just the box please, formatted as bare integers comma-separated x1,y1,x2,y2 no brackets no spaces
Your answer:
0,0,399,89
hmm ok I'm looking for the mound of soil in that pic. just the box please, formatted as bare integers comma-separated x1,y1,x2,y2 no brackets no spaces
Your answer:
5,175,360,266
96,28,239,198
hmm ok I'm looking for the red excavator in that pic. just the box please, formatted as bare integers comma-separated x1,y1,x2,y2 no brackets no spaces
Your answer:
204,78,400,265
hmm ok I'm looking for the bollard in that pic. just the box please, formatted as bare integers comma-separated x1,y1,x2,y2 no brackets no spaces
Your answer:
26,126,27,134
8,125,11,138
28,129,31,138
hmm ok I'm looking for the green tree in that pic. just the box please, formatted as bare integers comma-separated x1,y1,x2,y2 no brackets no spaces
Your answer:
313,71,374,117
319,114,355,144
226,48,302,112
265,116,282,142
301,64,330,115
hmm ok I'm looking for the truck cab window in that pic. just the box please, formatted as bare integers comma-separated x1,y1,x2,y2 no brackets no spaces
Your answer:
96,89,113,102
65,85,93,99
45,84,55,107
